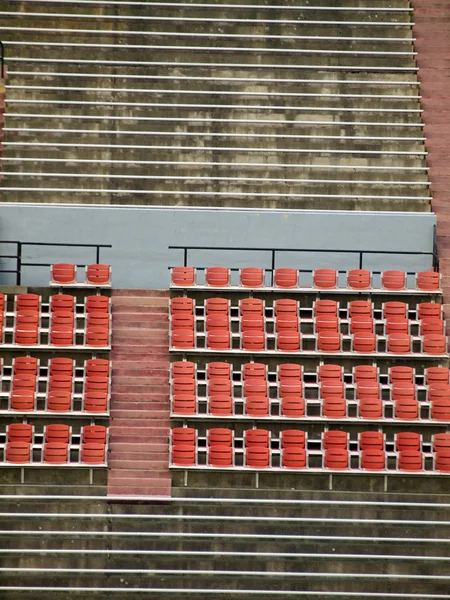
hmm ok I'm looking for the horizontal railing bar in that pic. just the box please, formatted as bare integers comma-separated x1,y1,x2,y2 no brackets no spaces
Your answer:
6,86,423,100
3,41,417,56
8,71,422,86
0,188,431,200
0,27,416,42
6,57,420,71
1,158,429,170
3,128,426,141
5,99,423,113
1,173,429,186
169,246,434,256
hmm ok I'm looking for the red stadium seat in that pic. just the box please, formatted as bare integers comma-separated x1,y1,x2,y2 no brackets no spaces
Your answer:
242,331,266,351
381,270,406,290
205,297,229,315
348,301,373,319
245,446,270,468
277,332,300,352
433,433,450,453
280,430,306,448
85,358,110,377
276,314,299,333
240,267,264,288
418,302,442,321
428,384,450,403
81,443,106,464
324,448,349,469
49,357,74,376
359,399,383,419
45,424,71,444
313,269,337,289
385,318,409,335
207,362,231,379
16,310,39,328
395,399,419,420
389,366,414,384
7,423,33,443
423,335,447,355
243,362,267,380
280,396,305,418
43,442,69,464
274,268,298,289
16,293,40,312
172,329,195,349
50,294,75,313
323,398,346,418
244,380,268,398
321,381,345,400
240,298,264,316
172,427,197,446
206,315,230,332
172,394,197,415
50,325,74,346
47,390,72,412
431,399,450,421
383,301,407,320
279,381,303,398
241,315,265,332
49,374,73,392
282,447,307,469
347,269,371,290
420,319,444,336
172,377,196,395
209,394,233,416
387,334,411,354
391,383,416,403
15,324,39,346
353,365,378,383
209,446,233,467
172,444,196,466
208,428,233,447
205,267,230,287
209,378,232,396
245,429,270,447
6,441,31,463
278,363,302,382
10,390,35,412
416,271,440,291
171,297,194,315
83,391,107,413
82,425,107,444
361,449,386,471
317,332,341,353
359,431,384,451
85,295,110,313
314,299,338,317
323,430,348,449
349,318,374,334
245,396,269,417
435,451,450,473
51,263,76,285
12,374,37,391
53,311,75,329
396,432,421,452
172,314,195,330
86,264,111,286
207,331,231,350
274,299,298,316
172,361,196,379
316,316,339,333
13,356,38,375
352,333,377,353
398,450,423,471
87,313,110,329
318,364,343,382
86,325,109,347
356,382,380,401
171,267,195,287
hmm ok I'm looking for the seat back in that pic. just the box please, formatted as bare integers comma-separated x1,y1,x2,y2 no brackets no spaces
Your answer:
240,267,264,288
45,424,71,443
86,264,111,285
51,263,76,284
43,442,69,464
274,268,298,289
205,267,230,287
171,266,195,287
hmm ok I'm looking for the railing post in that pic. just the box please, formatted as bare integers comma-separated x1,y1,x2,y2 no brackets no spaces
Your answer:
432,224,439,272
96,245,101,264
359,252,363,270
184,248,188,268
271,250,276,286
0,41,4,80
16,242,22,286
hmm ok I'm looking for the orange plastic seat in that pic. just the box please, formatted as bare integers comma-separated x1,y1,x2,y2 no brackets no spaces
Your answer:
172,314,195,331
172,444,196,466
353,365,378,383
348,301,373,319
279,381,303,398
280,396,305,418
423,334,447,355
244,380,268,398
385,318,409,335
324,448,349,469
359,399,383,419
313,268,337,289
321,381,345,400
318,364,343,382
428,384,450,403
13,356,38,375
208,428,233,447
171,329,195,349
45,424,71,443
205,297,229,315
50,294,75,313
359,431,384,451
85,358,110,377
172,394,197,415
418,302,442,321
387,334,411,354
240,267,264,288
352,332,377,353
381,270,406,290
349,318,374,334
7,423,33,443
52,312,75,329
276,314,299,333
0,293,4,313
81,443,106,464
205,266,230,287
361,449,386,471
314,299,338,317
172,361,196,379
82,425,107,444
47,358,73,377
277,331,300,352
209,394,233,416
398,450,423,471
207,331,231,350
12,373,37,391
426,367,450,386
278,363,302,382
172,377,196,395
206,315,230,332
420,319,445,336
431,399,450,421
50,325,74,346
245,396,269,417
171,266,195,287
395,399,419,420
395,432,421,452
383,302,407,320
172,427,197,445
245,446,270,468
347,269,371,290
86,313,110,329
282,447,307,469
51,263,76,284
16,311,39,327
207,362,231,379
435,451,450,473
274,299,298,316
323,430,348,449
15,325,39,346
10,390,35,412
433,433,450,452
208,445,233,467
209,378,232,396
280,430,306,448
356,381,380,401
47,390,72,412
245,429,270,447
316,316,339,333
389,366,414,384
242,331,266,351
85,295,110,314
317,332,341,353
83,391,107,413
86,325,109,347
243,362,267,380
43,442,68,464
416,271,440,291
6,441,31,463
16,293,40,312
240,298,264,316
274,268,298,289
391,383,416,403
323,398,346,418
241,315,265,332
85,376,109,394
49,373,73,392
171,297,194,315
86,264,111,286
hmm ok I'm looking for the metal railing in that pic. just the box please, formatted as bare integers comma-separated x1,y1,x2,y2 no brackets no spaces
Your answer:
0,241,112,285
0,40,4,79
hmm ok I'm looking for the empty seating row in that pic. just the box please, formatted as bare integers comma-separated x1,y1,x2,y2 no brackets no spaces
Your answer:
51,263,111,287
1,356,110,380
2,423,107,444
171,266,441,292
1,292,110,314
172,361,450,387
4,389,109,414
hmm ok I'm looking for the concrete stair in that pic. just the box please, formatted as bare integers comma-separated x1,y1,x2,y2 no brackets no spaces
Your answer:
107,288,171,498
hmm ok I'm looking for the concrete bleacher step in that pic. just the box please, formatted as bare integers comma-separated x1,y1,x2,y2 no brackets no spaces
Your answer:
108,288,171,498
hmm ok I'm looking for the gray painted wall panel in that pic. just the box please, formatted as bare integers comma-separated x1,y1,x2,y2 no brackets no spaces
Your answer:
0,204,436,288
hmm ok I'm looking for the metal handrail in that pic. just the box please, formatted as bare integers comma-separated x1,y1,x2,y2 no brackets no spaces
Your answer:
0,40,4,79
